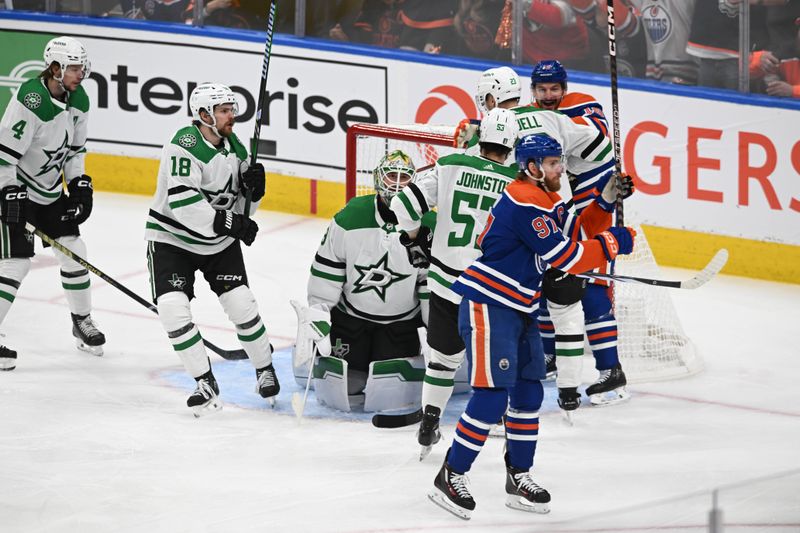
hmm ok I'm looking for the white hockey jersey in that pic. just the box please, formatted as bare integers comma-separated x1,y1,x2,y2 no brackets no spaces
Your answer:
309,194,429,324
0,78,89,205
145,124,258,255
391,154,517,305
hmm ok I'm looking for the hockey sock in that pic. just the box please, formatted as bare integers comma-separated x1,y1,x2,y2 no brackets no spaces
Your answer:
0,258,30,325
53,236,91,316
219,286,271,369
585,314,619,370
537,307,555,359
506,379,544,471
549,301,585,388
447,387,507,474
421,348,464,414
158,291,210,378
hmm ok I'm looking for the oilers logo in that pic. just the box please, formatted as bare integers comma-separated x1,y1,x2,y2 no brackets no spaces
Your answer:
642,4,672,44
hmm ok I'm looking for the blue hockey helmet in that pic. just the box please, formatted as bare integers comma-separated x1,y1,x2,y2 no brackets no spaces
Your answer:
530,59,568,87
515,134,563,172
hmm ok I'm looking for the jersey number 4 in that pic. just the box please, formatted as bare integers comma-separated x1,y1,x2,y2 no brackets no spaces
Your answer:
448,190,495,248
11,120,26,140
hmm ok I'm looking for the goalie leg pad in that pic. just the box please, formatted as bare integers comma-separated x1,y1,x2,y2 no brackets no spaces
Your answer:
313,355,351,412
548,300,585,389
158,291,210,378
364,356,425,412
53,236,92,316
219,286,271,369
0,258,31,324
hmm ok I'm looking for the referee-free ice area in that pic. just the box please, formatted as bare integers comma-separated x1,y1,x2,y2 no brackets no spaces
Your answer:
1,192,798,533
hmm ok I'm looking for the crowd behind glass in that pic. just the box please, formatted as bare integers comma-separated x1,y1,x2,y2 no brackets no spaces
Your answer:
4,0,799,99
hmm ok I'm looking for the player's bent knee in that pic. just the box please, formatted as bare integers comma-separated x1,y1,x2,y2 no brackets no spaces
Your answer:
428,348,464,370
157,291,193,331
548,300,584,332
509,379,544,412
53,236,87,269
218,285,258,324
0,257,31,282
471,387,510,423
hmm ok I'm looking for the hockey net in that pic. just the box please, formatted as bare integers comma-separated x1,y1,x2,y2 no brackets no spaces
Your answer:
345,123,702,383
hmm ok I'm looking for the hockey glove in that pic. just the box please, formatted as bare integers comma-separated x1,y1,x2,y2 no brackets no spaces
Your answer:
290,300,332,361
213,210,259,246
597,173,635,212
0,185,27,226
64,175,94,225
595,226,637,261
453,118,480,149
240,162,266,202
399,226,433,268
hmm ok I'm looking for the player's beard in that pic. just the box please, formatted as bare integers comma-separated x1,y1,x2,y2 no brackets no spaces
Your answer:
218,120,235,138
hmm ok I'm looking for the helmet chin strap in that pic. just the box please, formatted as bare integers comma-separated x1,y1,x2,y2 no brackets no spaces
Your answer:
200,109,223,139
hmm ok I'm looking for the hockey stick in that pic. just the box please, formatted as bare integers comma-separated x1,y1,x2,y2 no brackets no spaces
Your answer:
606,0,624,227
577,249,729,290
26,223,248,360
372,408,423,429
291,344,317,421
243,0,278,218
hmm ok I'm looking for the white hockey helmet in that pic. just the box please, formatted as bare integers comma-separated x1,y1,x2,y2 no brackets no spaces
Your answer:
43,36,91,78
373,150,416,202
190,83,239,136
475,66,521,112
478,107,519,150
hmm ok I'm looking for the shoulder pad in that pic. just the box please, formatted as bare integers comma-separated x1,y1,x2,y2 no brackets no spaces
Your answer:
170,126,216,163
16,78,57,121
334,194,380,231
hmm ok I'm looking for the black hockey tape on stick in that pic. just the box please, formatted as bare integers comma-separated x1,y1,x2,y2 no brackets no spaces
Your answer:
577,249,729,289
26,223,248,360
606,0,624,227
372,408,423,428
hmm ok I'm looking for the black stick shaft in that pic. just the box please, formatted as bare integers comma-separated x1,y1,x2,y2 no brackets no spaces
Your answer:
606,0,624,227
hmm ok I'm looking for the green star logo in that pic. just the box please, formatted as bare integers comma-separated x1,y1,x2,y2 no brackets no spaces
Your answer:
202,175,236,210
352,252,410,301
37,131,69,176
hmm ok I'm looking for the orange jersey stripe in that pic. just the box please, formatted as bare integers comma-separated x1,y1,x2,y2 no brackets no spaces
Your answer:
539,323,555,330
457,422,488,442
549,241,578,269
472,303,490,388
506,421,540,431
563,240,609,274
465,268,534,305
588,330,617,341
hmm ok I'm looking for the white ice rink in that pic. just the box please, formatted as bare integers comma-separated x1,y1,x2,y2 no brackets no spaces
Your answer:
1,192,798,533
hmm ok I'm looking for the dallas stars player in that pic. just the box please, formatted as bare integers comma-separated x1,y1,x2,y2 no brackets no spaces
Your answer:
0,36,104,370
391,107,520,459
145,83,278,417
294,151,430,411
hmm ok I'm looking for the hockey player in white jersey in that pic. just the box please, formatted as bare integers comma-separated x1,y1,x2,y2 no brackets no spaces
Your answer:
391,107,519,459
0,36,104,369
294,150,430,412
145,83,278,417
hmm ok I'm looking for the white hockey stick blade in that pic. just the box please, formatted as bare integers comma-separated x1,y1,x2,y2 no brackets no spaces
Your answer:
291,392,305,419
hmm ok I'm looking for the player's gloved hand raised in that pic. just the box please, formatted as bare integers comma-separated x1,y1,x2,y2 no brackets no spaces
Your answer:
240,161,266,202
213,210,258,246
290,300,332,359
595,226,636,261
453,118,480,149
399,226,433,268
597,173,635,212
64,175,93,225
0,185,27,226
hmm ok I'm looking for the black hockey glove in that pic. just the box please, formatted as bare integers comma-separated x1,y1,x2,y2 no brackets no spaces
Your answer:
213,210,258,246
64,175,94,225
0,185,28,226
399,226,433,268
240,162,266,202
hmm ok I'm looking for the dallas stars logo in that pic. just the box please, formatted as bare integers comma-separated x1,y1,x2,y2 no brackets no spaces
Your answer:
352,252,410,301
37,132,69,176
202,175,236,210
167,273,187,290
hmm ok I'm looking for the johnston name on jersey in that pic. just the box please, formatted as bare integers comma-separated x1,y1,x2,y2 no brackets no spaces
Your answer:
391,153,517,305
309,194,430,324
0,78,89,204
145,125,257,255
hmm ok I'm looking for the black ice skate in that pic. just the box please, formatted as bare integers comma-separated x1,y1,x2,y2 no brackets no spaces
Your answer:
558,387,581,425
255,363,280,407
0,345,17,371
71,313,105,356
505,458,551,514
586,363,630,406
544,353,557,381
188,371,222,417
428,456,475,520
417,405,442,461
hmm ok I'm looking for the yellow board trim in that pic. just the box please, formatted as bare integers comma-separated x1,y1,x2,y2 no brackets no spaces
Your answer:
86,153,800,284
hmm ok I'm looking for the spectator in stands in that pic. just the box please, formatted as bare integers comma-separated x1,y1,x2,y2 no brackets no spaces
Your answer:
453,0,506,59
636,0,700,85
328,0,406,48
521,0,590,68
762,13,800,96
580,0,646,77
397,0,459,54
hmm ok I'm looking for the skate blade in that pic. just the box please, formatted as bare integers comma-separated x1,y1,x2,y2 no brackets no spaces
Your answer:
0,359,16,371
589,387,631,407
75,339,103,357
428,489,472,520
544,371,557,382
505,494,550,514
191,398,223,418
419,444,433,461
562,409,574,426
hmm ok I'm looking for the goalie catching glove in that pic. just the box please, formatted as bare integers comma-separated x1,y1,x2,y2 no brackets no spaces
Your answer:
453,118,481,149
399,226,433,268
239,161,266,202
595,226,636,261
213,210,258,246
290,300,332,368
596,173,635,212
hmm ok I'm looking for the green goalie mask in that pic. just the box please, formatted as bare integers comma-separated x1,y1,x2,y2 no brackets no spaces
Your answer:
373,150,416,202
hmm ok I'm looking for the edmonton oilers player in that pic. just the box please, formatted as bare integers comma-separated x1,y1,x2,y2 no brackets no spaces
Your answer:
427,134,636,519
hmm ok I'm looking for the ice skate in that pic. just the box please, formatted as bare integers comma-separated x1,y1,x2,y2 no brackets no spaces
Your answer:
71,313,105,356
558,387,580,425
255,363,280,407
586,363,630,406
428,456,475,520
417,405,441,461
188,372,222,417
0,346,17,371
505,460,550,514
544,353,557,381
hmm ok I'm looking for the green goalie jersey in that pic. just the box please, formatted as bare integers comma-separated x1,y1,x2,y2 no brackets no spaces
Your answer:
390,153,517,305
308,194,432,324
0,78,89,204
145,124,258,255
